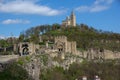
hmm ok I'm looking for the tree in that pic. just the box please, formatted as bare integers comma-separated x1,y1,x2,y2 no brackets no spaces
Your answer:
19,34,25,42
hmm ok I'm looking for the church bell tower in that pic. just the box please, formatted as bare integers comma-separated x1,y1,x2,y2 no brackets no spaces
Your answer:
70,11,76,27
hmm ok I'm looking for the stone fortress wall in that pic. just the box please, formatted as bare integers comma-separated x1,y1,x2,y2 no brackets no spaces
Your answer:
0,42,39,56
79,48,120,60
54,36,77,54
54,36,120,60
0,36,120,60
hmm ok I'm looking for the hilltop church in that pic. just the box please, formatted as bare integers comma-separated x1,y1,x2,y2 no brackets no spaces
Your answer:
62,11,76,27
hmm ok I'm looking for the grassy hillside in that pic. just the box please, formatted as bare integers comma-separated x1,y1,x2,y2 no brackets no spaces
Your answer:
45,25,120,51
18,24,120,52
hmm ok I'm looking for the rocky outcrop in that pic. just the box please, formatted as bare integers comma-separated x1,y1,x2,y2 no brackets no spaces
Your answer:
23,56,40,80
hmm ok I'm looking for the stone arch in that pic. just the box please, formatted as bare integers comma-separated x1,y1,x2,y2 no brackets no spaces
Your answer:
22,47,29,55
58,44,64,52
21,43,29,55
55,41,65,52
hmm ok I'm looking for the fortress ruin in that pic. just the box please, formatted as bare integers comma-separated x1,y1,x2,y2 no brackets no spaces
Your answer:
0,36,120,60
54,36,77,54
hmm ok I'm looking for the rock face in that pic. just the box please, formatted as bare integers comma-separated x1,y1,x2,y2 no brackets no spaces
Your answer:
23,57,40,80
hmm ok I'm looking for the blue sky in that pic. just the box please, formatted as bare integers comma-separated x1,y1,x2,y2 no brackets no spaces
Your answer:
0,0,120,38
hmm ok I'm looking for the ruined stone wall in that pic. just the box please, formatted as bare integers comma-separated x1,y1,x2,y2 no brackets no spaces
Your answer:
29,43,36,54
18,42,40,56
71,41,77,54
54,36,77,54
79,49,120,60
67,41,71,53
104,50,120,59
55,36,67,43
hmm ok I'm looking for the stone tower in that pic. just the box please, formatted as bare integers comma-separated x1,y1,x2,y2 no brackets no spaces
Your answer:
70,11,76,27
54,36,77,54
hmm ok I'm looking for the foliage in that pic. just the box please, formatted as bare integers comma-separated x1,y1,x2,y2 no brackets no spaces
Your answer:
53,56,63,63
17,56,31,65
0,62,29,80
25,56,31,62
18,34,25,42
40,67,67,80
17,57,25,65
40,54,49,65
0,51,13,55
0,39,10,48
40,60,120,80
39,42,45,45
45,24,120,51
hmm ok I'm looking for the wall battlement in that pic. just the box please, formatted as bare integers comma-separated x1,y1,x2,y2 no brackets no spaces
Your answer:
55,36,67,39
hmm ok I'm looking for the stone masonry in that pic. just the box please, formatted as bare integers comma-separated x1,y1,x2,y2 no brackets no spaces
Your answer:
54,36,77,54
17,42,39,56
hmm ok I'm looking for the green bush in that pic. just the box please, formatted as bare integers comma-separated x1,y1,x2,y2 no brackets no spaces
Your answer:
0,62,29,80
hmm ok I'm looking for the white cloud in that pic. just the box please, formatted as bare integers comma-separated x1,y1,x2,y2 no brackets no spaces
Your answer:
90,5,109,12
2,19,30,24
0,35,6,39
75,0,114,13
94,0,114,5
75,6,90,12
0,0,63,16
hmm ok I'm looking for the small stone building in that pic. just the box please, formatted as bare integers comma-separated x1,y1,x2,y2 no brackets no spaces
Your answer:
16,42,39,56
54,36,77,54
